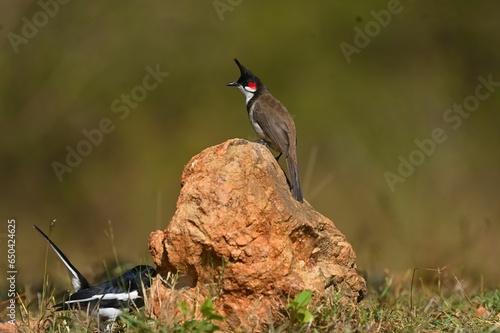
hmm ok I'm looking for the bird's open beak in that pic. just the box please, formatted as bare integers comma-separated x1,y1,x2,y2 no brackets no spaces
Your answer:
227,81,238,86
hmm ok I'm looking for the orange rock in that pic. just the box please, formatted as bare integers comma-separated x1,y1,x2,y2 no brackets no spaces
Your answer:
475,306,490,318
0,323,18,333
148,139,366,331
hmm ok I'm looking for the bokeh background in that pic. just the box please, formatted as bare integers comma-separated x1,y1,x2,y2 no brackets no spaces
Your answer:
1,1,500,296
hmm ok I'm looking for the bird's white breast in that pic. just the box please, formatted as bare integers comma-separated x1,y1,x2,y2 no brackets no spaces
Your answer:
248,103,266,139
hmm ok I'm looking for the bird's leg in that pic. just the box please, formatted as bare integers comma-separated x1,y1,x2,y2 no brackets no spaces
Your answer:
256,138,270,147
256,139,283,161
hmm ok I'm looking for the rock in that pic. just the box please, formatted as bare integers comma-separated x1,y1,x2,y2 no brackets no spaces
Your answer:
0,323,18,333
148,138,366,331
475,306,490,318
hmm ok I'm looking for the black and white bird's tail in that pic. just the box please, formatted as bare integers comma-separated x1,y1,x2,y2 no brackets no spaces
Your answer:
286,153,303,203
33,225,91,292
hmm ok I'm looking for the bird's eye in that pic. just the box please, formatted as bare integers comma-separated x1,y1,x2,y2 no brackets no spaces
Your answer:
246,81,257,92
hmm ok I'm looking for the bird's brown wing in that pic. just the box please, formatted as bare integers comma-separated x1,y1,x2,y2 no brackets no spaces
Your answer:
252,93,293,155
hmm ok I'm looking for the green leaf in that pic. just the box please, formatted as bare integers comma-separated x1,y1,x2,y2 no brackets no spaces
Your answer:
297,308,314,323
179,301,190,315
200,298,214,317
294,290,312,308
200,297,225,321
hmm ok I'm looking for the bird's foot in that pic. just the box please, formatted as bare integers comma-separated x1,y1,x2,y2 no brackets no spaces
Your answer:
256,139,282,161
256,139,270,147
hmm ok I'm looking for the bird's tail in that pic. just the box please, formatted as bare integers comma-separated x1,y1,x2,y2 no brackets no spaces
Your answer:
286,153,303,203
33,225,91,291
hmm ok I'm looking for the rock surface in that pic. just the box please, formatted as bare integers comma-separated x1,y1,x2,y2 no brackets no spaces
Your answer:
148,138,366,331
0,323,17,333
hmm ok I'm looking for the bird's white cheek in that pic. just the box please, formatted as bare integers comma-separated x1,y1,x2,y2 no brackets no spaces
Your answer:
238,86,255,103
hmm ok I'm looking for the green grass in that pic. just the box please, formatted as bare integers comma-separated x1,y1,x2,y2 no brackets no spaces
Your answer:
5,268,500,332
5,222,499,331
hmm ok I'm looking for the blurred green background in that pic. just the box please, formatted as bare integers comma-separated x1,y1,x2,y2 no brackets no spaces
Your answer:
1,0,500,295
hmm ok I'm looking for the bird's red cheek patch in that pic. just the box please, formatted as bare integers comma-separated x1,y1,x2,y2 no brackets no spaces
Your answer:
246,82,257,92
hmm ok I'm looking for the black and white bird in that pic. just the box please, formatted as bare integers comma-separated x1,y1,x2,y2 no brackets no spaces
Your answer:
227,59,304,202
33,225,156,332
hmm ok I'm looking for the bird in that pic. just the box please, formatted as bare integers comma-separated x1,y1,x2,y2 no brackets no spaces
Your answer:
33,225,156,332
227,58,304,202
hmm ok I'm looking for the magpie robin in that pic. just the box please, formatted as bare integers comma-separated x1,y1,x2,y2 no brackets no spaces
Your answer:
34,225,156,332
227,59,304,202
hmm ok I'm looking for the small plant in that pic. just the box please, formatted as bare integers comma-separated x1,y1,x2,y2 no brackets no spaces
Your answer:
286,290,315,325
174,297,225,333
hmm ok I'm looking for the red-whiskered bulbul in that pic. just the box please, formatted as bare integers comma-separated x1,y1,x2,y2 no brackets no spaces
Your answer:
227,59,303,203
